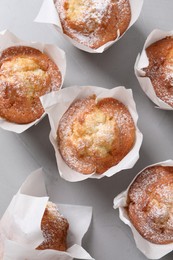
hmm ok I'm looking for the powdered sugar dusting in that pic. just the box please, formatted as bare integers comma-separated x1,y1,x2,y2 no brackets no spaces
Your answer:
128,166,173,244
37,201,69,251
0,46,62,123
58,0,111,29
66,0,110,30
55,0,131,48
57,96,135,174
144,37,173,107
71,108,117,157
165,63,173,86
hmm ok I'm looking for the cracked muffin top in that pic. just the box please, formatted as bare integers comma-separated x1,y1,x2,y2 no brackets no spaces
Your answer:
57,95,135,174
127,165,173,244
55,0,131,49
0,46,62,124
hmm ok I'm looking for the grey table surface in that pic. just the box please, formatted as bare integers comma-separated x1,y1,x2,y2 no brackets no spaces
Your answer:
0,0,173,259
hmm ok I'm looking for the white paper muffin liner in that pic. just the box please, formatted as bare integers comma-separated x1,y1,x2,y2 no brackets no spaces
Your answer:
135,29,173,110
0,30,66,133
0,169,94,260
35,0,144,53
40,85,143,182
113,160,173,259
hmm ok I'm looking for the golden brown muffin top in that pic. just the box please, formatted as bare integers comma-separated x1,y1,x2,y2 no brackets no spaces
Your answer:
37,201,69,251
55,0,131,49
144,36,173,107
127,165,173,244
58,95,135,174
0,46,62,124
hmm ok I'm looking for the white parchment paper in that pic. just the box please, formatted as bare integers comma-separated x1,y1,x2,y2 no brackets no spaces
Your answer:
0,169,93,260
35,0,144,53
0,30,66,133
113,160,173,259
40,85,143,182
135,29,173,110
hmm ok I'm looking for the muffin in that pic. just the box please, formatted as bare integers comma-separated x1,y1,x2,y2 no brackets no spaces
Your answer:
55,0,131,49
57,95,136,175
0,46,62,124
144,37,173,107
37,201,69,251
127,165,173,244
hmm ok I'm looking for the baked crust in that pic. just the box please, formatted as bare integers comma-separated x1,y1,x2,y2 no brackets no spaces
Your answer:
127,165,173,244
55,0,131,49
144,37,173,107
58,95,135,174
0,46,62,124
37,202,69,251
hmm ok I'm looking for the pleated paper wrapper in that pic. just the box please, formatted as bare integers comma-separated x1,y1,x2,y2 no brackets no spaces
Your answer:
113,160,173,259
40,85,143,182
35,0,144,53
0,169,94,260
135,29,173,110
0,30,66,133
